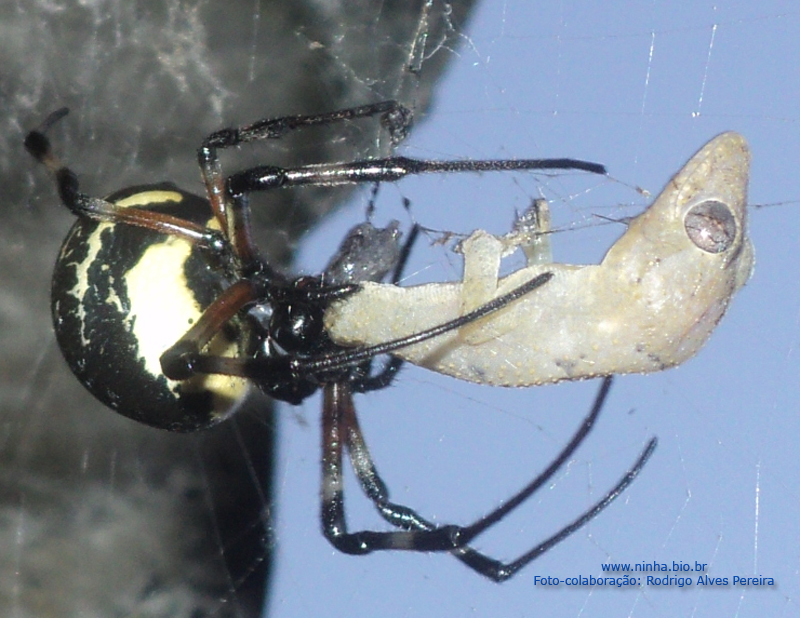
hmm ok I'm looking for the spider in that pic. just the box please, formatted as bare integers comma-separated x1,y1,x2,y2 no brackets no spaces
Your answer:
25,101,656,582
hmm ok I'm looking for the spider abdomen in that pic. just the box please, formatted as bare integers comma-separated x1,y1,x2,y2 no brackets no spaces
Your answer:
51,184,249,431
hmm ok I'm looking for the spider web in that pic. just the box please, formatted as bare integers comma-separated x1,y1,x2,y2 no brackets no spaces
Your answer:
2,2,799,618
288,6,800,618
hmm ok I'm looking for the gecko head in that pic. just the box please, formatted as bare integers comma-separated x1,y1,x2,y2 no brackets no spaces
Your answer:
607,131,754,292
675,131,754,289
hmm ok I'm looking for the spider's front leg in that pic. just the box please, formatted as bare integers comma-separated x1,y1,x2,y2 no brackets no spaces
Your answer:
196,101,412,239
208,101,604,262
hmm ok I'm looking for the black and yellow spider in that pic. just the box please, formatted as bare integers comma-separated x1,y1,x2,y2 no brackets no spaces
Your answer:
25,101,654,582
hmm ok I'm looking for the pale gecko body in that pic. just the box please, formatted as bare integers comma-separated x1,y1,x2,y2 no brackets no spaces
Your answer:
324,132,753,387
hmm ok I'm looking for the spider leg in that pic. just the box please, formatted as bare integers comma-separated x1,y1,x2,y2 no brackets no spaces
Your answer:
321,380,454,555
198,101,412,236
24,109,225,249
161,272,553,384
321,377,657,582
159,269,552,408
159,280,259,380
447,377,658,581
25,104,414,264
336,379,531,576
298,271,554,376
349,357,404,393
213,106,604,256
226,155,606,198
218,154,601,272
391,223,420,285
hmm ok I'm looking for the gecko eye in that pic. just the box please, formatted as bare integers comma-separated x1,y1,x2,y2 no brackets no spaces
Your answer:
684,199,737,254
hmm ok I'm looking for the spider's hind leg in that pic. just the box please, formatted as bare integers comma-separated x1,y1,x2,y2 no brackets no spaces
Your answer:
320,381,476,558
25,108,228,248
320,378,657,582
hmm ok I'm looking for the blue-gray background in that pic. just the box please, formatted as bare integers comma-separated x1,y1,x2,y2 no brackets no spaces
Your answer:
284,3,799,617
3,1,798,617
